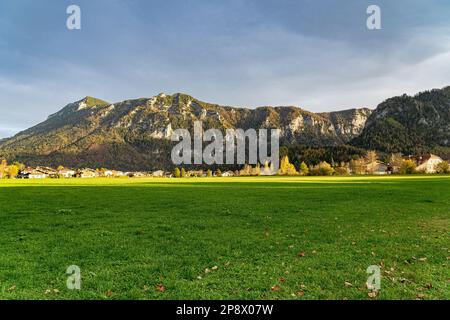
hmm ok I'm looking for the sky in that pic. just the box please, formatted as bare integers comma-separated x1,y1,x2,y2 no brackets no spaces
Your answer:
1,0,450,138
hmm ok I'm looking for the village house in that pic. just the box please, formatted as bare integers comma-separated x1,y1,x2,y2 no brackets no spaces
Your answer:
38,167,58,177
413,154,444,173
28,170,47,179
103,170,114,177
19,167,48,179
113,171,126,177
152,170,165,177
78,168,98,178
221,171,235,177
58,168,76,178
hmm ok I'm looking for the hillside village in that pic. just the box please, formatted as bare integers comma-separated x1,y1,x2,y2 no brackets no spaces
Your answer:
0,151,449,179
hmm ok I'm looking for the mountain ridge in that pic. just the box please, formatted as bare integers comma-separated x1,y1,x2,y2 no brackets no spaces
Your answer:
1,86,449,170
353,86,450,154
0,93,372,170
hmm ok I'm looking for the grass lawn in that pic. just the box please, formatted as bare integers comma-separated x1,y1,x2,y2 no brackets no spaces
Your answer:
0,175,449,300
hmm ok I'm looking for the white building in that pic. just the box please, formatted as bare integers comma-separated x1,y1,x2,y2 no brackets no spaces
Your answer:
58,169,76,178
416,154,443,173
152,170,165,177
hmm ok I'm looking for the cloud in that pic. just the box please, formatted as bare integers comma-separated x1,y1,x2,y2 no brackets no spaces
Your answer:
0,1,449,138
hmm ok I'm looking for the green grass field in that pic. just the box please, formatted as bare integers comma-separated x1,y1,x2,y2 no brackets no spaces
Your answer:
0,176,449,300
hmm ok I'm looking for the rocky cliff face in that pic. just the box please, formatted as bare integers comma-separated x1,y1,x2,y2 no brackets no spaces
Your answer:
0,93,372,170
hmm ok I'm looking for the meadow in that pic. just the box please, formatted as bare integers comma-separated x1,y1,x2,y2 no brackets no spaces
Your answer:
0,176,448,300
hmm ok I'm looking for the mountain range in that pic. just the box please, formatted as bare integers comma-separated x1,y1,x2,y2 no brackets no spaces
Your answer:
0,86,449,170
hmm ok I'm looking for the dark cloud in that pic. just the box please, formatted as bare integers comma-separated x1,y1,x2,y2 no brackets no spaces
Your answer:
0,0,449,137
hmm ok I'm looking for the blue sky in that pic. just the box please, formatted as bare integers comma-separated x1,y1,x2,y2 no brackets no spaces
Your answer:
1,0,450,138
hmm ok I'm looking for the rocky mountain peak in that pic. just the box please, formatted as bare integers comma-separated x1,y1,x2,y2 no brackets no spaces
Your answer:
76,96,109,110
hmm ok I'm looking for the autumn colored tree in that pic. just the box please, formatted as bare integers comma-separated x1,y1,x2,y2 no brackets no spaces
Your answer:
239,164,252,176
12,162,25,171
181,167,186,178
365,150,378,164
299,161,309,176
216,169,222,177
364,150,379,174
310,161,334,176
0,159,7,179
7,164,19,179
388,153,404,173
279,156,297,175
207,169,212,177
174,167,181,178
435,161,450,174
349,158,365,175
399,160,417,174
335,162,350,176
251,164,261,176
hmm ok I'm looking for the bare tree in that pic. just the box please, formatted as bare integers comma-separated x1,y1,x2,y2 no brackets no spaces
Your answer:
364,151,378,174
388,153,403,173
